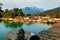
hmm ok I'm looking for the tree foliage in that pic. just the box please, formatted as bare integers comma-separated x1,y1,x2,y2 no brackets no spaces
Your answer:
2,8,25,18
39,7,60,18
0,3,3,17
0,3,3,12
16,29,26,40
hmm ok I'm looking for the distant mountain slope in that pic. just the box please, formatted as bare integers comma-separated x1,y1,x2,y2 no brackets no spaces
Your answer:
40,7,60,18
22,7,44,14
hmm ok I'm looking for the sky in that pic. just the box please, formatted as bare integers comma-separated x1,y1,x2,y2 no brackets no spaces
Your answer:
0,0,60,10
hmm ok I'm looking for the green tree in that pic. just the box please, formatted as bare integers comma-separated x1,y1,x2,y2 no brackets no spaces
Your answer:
2,9,9,18
13,8,19,16
17,9,25,16
16,29,26,40
0,3,3,17
0,3,3,12
26,14,32,16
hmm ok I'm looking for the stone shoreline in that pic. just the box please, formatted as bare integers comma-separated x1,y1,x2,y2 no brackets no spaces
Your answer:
1,16,58,23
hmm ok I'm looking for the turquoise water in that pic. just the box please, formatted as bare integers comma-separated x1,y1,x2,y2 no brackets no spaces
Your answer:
0,21,52,40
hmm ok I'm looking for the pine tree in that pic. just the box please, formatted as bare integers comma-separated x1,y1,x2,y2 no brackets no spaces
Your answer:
16,29,26,40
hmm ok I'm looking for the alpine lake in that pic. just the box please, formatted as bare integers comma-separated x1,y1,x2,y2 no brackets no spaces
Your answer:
0,21,52,40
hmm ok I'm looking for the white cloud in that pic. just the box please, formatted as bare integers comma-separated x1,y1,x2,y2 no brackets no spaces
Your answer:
0,0,60,4
0,0,43,3
0,0,60,10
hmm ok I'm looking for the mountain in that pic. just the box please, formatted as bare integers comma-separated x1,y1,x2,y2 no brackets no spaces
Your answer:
22,7,44,14
39,7,60,18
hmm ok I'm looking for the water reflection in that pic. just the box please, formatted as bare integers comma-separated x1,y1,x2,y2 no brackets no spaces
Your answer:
0,22,52,40
22,22,52,34
4,21,23,28
25,22,35,25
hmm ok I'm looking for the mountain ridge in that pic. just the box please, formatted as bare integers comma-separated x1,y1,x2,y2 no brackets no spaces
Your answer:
39,7,60,18
22,7,44,14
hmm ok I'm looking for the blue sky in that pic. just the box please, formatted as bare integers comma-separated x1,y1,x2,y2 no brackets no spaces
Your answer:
0,0,60,10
